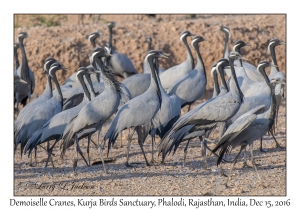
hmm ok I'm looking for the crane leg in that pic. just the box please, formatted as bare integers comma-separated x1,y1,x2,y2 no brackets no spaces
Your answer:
45,140,58,168
150,134,157,164
183,139,190,167
87,134,91,166
250,143,262,186
98,145,107,174
260,137,268,152
94,128,107,173
200,136,209,170
30,146,37,167
125,129,135,167
138,136,151,166
187,104,191,112
73,134,89,172
73,135,79,172
225,145,245,188
120,131,123,148
269,129,284,149
242,149,250,168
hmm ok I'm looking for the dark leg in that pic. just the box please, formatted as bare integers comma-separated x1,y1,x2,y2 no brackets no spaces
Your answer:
87,134,92,166
270,129,284,149
225,145,246,188
34,146,37,166
125,129,136,167
260,137,268,152
29,153,34,167
220,165,227,177
120,131,123,148
73,134,89,172
73,135,79,173
150,134,156,164
187,104,191,112
45,140,58,168
138,136,151,166
183,139,190,167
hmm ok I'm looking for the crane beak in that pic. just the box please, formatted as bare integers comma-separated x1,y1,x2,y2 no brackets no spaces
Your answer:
160,52,169,59
280,41,286,45
19,79,28,84
270,64,278,67
240,56,248,61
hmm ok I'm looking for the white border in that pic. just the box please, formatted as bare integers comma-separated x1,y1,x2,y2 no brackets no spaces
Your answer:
2,0,298,209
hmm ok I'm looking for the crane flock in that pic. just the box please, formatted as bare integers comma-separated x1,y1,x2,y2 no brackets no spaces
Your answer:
14,21,286,187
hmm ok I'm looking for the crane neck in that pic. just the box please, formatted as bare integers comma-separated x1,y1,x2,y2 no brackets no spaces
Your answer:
260,67,276,126
218,66,229,92
94,57,121,95
148,56,162,105
90,38,97,49
14,47,20,70
147,40,152,52
18,37,30,83
52,70,63,106
194,43,206,79
269,45,280,77
78,74,91,101
44,73,53,98
154,58,166,93
229,57,244,101
236,58,243,67
212,71,220,98
109,27,113,50
223,33,230,59
85,73,96,99
182,36,194,69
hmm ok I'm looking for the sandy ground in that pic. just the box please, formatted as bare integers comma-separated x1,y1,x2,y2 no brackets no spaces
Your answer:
13,14,286,196
14,98,286,196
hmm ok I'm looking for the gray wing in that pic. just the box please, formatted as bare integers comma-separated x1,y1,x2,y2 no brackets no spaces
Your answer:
244,63,264,82
167,70,206,106
118,84,132,109
40,102,87,144
231,87,270,122
181,92,241,127
159,60,191,90
111,52,138,74
16,97,63,152
122,74,151,98
213,105,266,158
104,90,160,147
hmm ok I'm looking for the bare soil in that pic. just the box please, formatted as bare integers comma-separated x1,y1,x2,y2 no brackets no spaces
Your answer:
13,14,286,196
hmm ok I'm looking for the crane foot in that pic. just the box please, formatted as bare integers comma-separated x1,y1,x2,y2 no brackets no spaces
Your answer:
125,162,134,167
260,148,268,152
276,143,285,149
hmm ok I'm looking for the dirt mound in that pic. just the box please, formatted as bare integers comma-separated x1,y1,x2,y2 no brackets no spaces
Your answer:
14,14,286,96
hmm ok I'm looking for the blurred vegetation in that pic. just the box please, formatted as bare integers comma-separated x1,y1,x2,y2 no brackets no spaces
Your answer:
187,14,197,19
14,14,68,28
14,15,20,28
29,15,68,27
